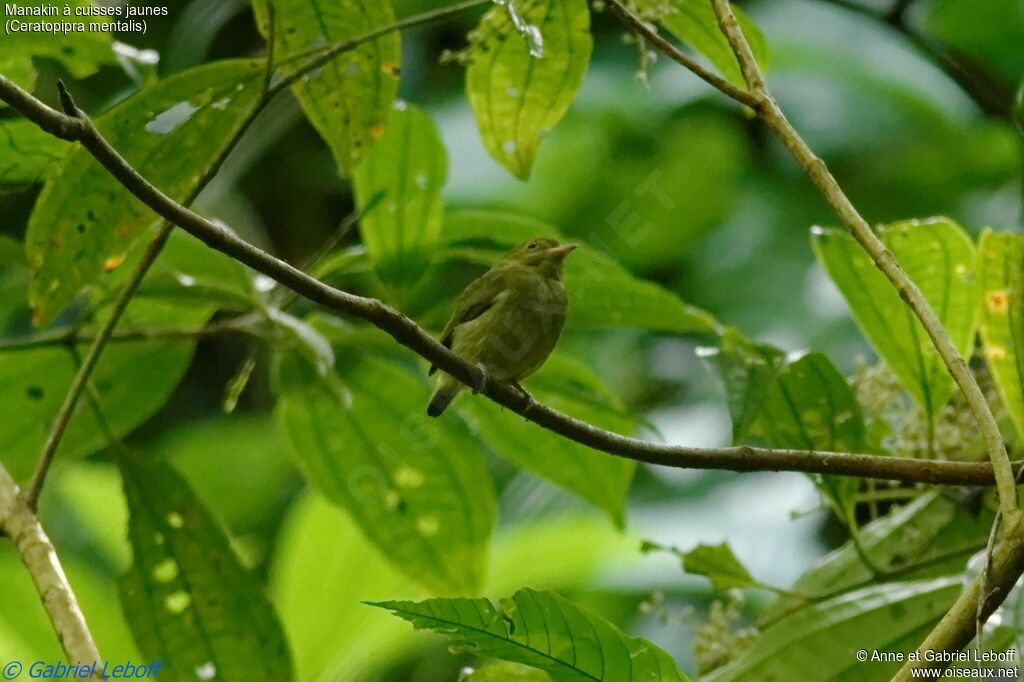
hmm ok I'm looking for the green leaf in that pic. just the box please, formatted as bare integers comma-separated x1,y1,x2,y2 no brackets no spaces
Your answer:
657,0,769,88
753,352,866,522
459,353,636,526
698,328,785,443
271,495,639,682
26,58,266,325
468,661,551,681
762,492,991,625
681,542,757,591
353,105,447,292
0,120,68,189
812,218,978,418
373,587,691,682
704,578,961,682
977,229,1024,440
466,0,593,179
252,0,400,176
118,454,293,681
0,0,115,98
442,210,719,334
754,352,866,453
0,235,221,480
277,355,495,595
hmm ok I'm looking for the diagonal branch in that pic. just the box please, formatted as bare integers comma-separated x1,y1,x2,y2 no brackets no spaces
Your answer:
5,73,1024,490
0,464,103,677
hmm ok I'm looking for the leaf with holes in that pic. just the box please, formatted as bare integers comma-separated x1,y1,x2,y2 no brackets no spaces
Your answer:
812,218,978,418
353,105,447,293
118,454,293,681
753,352,866,523
699,327,785,444
681,542,757,592
25,59,266,325
0,0,115,99
252,0,400,176
656,0,769,88
466,0,593,179
0,120,68,189
373,587,691,681
977,229,1024,440
459,354,635,526
441,210,719,334
705,578,961,682
277,355,495,595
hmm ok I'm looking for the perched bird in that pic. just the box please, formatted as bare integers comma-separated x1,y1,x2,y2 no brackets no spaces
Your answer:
427,237,577,417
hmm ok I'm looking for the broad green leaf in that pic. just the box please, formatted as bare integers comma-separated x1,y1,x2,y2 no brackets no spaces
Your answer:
977,230,1024,440
252,0,400,176
277,355,495,595
442,210,719,334
0,120,68,188
705,578,961,682
26,58,266,324
353,105,447,292
762,492,991,624
271,494,639,682
0,235,221,480
812,218,978,418
459,354,636,526
373,587,691,681
754,353,866,453
0,0,115,98
118,454,293,681
657,1,769,88
468,661,551,681
753,352,866,523
681,542,757,591
466,0,593,179
698,328,785,443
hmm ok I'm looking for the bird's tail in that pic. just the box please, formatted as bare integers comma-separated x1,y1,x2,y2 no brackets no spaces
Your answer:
427,376,463,417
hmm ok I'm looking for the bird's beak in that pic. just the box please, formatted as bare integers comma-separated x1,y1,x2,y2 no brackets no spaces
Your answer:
550,243,578,260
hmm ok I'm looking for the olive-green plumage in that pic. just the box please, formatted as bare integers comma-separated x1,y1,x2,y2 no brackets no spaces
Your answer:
427,237,577,417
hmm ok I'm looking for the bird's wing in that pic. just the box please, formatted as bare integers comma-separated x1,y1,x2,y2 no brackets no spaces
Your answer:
429,268,506,375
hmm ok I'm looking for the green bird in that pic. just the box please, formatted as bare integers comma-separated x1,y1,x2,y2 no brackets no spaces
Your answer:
427,237,577,417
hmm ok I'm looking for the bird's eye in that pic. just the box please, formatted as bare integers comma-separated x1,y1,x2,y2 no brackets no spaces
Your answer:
527,241,537,249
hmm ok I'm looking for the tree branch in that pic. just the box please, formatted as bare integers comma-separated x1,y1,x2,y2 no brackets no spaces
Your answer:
706,0,1018,521
5,74,1024,490
0,464,103,677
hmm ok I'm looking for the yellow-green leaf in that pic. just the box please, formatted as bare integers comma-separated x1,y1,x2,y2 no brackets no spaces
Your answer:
459,354,636,526
466,0,593,179
657,0,769,88
253,0,400,176
812,218,978,418
374,588,691,681
977,229,1024,439
353,104,447,292
0,120,68,189
25,59,266,325
277,355,495,595
118,454,293,681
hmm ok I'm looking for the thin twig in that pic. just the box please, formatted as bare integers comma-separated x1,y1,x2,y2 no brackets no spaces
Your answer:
705,0,1018,520
0,464,103,676
6,74,1024,489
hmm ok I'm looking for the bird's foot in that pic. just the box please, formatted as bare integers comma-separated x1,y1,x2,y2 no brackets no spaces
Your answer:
511,382,538,416
471,363,489,394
